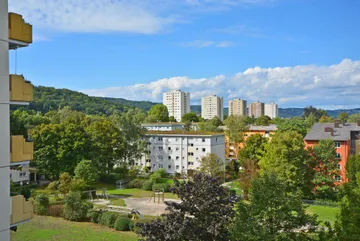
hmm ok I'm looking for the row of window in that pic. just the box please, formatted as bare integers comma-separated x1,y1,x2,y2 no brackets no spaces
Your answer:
150,137,207,142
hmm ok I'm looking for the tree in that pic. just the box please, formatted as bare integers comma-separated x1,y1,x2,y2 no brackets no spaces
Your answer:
238,134,267,165
58,172,72,195
319,115,334,123
259,131,311,193
239,159,258,200
10,111,28,138
307,139,339,200
345,155,360,188
277,117,310,137
224,115,248,159
181,112,199,122
199,153,224,179
304,105,328,121
348,113,360,123
74,160,98,184
63,192,93,221
210,116,223,127
305,112,317,127
168,116,177,122
226,159,240,179
231,172,327,241
254,115,270,126
147,104,169,122
198,120,218,132
338,112,349,122
137,173,236,241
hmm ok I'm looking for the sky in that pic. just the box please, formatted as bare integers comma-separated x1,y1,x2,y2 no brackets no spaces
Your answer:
8,0,360,109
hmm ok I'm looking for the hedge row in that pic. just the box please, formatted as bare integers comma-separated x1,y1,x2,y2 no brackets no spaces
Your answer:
127,179,171,192
88,211,133,231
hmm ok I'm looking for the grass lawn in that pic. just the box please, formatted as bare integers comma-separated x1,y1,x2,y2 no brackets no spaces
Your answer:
11,215,138,241
110,198,126,206
106,188,178,199
306,205,339,225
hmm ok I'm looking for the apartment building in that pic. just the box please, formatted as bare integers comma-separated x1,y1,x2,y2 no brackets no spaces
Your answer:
136,132,225,174
1,3,34,239
223,125,277,159
265,102,278,119
228,98,247,117
248,101,265,118
163,90,190,122
201,95,224,121
304,121,360,183
142,122,199,132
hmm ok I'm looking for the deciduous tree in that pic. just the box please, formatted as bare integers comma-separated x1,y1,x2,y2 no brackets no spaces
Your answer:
277,117,310,137
181,112,199,122
238,134,267,165
199,153,224,179
147,104,169,122
224,115,248,159
74,160,98,184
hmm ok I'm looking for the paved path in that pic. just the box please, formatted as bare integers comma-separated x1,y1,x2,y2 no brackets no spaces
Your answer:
123,197,181,216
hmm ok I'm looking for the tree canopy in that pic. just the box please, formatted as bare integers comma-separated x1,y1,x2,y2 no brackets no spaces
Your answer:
147,104,169,122
199,153,224,179
181,112,199,122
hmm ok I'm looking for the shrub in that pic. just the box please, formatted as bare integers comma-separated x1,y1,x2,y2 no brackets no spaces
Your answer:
87,210,102,223
99,212,118,228
129,220,136,231
63,192,93,221
314,199,340,207
114,215,131,231
20,186,31,200
127,179,146,189
141,180,154,191
152,183,170,192
174,172,181,179
48,205,64,217
34,194,49,215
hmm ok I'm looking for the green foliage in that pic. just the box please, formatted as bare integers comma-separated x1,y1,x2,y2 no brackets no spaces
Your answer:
114,215,131,231
319,115,335,123
20,186,31,200
224,115,248,158
181,112,199,122
348,113,360,122
225,160,240,179
141,180,154,191
152,183,171,192
168,116,177,122
128,166,141,179
210,116,223,127
345,155,360,188
254,115,271,126
58,172,72,194
69,178,88,192
74,160,98,184
147,104,169,122
48,205,64,217
231,172,327,240
260,131,311,193
88,210,102,223
304,105,328,121
198,120,219,132
127,179,146,189
199,153,224,179
337,112,349,122
238,134,267,165
10,111,28,137
277,117,310,137
307,139,339,200
99,212,118,228
239,159,259,200
63,192,93,221
34,194,49,215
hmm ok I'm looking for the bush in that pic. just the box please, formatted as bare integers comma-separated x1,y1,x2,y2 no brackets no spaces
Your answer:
314,199,340,207
87,210,102,223
34,194,49,215
114,215,131,231
141,180,154,191
174,172,181,179
129,220,136,231
127,179,146,189
48,205,64,217
99,212,118,228
20,186,31,200
152,183,170,192
63,192,93,221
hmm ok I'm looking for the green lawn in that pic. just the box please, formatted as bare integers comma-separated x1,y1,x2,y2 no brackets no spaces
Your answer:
11,216,138,241
306,205,340,225
106,188,178,199
110,198,126,206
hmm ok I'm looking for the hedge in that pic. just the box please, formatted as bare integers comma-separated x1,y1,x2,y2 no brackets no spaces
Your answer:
88,210,102,223
34,194,49,215
48,205,64,217
127,179,146,189
141,180,154,191
152,183,171,192
114,215,131,231
99,212,118,228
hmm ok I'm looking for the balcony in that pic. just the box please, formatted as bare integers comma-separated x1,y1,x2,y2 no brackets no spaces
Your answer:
10,195,33,227
10,75,33,103
8,13,33,49
10,136,33,165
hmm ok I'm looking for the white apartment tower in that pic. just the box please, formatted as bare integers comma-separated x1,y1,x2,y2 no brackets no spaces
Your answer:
201,95,224,121
265,102,278,119
228,98,247,116
1,2,34,240
163,90,190,122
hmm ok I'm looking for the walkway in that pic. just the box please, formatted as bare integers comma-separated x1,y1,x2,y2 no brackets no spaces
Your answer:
123,197,181,216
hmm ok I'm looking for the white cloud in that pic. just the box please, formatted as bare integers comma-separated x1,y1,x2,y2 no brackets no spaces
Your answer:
81,59,360,108
180,40,235,48
216,41,235,47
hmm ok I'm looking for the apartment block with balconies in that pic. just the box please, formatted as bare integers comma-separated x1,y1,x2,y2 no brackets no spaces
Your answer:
1,2,34,239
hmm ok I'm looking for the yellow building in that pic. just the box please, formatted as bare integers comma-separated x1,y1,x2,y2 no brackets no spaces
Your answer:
1,4,34,240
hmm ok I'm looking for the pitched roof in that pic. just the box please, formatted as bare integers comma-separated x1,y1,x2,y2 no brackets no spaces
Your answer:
304,122,360,141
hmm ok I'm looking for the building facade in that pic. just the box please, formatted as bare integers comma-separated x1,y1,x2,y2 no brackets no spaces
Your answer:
201,95,224,121
163,90,190,122
142,123,199,132
1,3,34,240
136,132,225,174
264,102,278,119
304,121,360,183
248,101,265,118
228,98,247,117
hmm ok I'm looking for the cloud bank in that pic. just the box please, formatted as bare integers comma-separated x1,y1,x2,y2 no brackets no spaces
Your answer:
81,59,360,109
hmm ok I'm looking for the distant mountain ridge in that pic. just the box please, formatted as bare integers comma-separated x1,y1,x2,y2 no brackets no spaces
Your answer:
29,86,360,118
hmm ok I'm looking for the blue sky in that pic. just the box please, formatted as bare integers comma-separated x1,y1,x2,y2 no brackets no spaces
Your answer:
9,0,360,108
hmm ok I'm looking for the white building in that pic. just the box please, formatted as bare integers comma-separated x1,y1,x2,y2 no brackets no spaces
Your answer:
142,123,199,132
163,90,190,122
10,165,30,184
201,95,224,121
228,98,247,116
248,101,265,118
265,102,278,119
137,132,225,174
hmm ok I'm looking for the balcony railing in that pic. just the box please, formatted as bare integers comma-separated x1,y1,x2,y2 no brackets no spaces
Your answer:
10,75,33,102
10,136,33,164
10,195,33,226
8,13,32,44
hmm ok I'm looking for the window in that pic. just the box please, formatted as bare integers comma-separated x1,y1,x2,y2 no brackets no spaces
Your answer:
159,156,163,160
202,138,205,142
336,153,342,159
176,165,179,170
188,162,194,165
335,175,341,182
244,134,248,137
188,152,194,156
168,147,171,151
158,137,163,141
196,148,198,151
159,146,163,150
153,164,156,167
168,165,172,170
176,147,179,151
189,143,194,147
337,164,341,170
176,156,179,160
335,142,341,148
182,157,185,160
159,164,163,168
202,148,206,152
168,156,171,160
176,138,178,142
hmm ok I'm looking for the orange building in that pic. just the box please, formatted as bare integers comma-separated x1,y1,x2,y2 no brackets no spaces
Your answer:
224,125,277,160
304,121,360,183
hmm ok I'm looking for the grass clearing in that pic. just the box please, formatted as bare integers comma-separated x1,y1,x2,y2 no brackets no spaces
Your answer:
106,188,178,199
306,205,339,225
11,215,138,241
109,198,126,206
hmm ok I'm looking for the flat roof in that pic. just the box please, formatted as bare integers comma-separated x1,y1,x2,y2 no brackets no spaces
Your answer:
145,130,224,136
304,122,360,141
142,122,185,126
218,124,277,131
